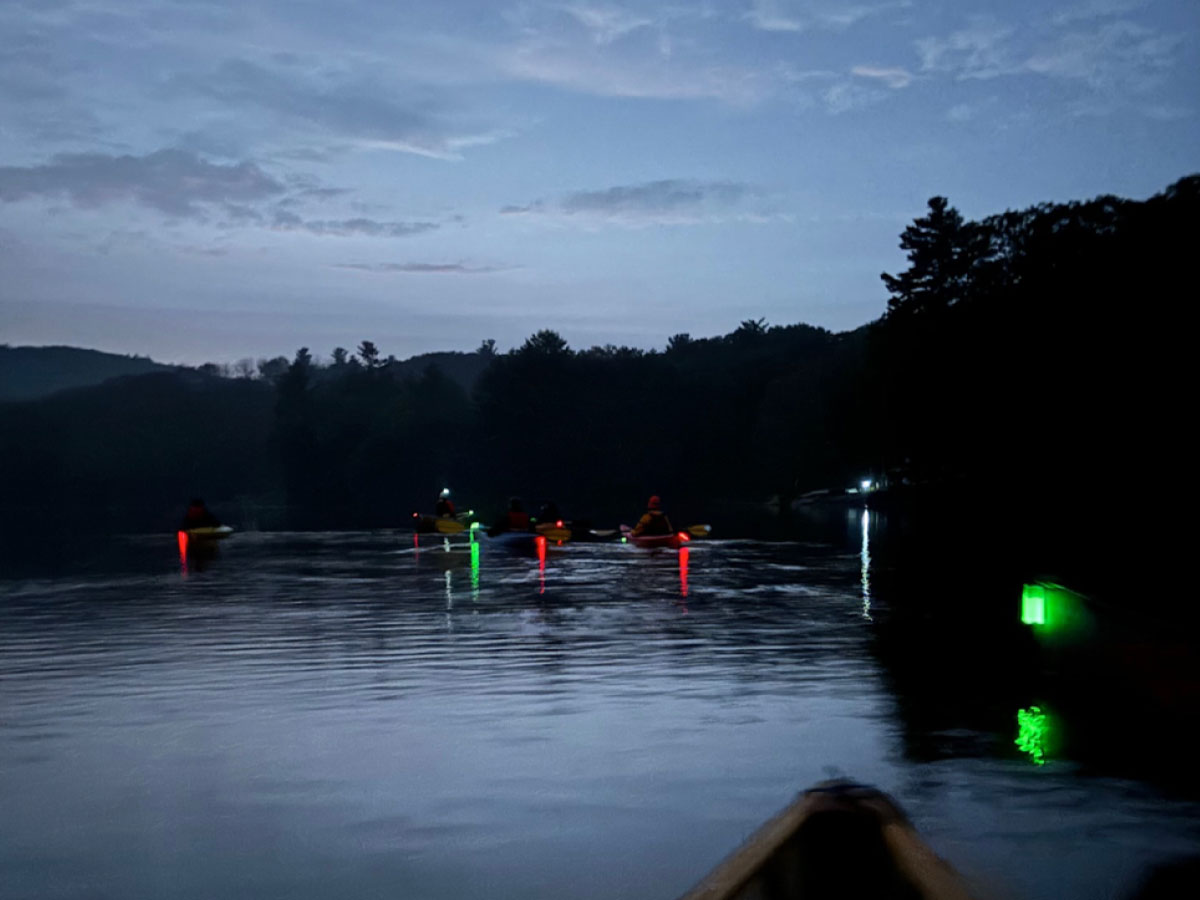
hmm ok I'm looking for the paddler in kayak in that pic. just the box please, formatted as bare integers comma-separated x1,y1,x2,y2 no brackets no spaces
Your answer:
488,497,532,536
631,495,673,537
537,499,561,524
181,497,221,530
415,488,459,534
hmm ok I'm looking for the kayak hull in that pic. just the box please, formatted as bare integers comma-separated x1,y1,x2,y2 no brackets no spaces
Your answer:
535,523,572,542
629,532,684,550
676,781,971,900
415,516,466,535
185,525,233,540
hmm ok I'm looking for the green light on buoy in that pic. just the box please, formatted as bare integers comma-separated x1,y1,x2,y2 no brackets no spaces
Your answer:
1021,584,1046,625
1016,706,1051,766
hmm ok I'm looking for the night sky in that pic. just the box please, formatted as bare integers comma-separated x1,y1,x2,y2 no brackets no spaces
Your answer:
2,0,1197,364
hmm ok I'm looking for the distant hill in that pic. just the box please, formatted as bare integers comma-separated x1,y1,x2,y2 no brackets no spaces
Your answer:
383,350,492,393
0,345,176,402
0,368,276,535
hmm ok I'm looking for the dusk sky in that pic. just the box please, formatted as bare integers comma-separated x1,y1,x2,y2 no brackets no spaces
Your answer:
2,0,1197,364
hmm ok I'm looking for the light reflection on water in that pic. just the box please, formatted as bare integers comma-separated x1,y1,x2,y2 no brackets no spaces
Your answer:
861,509,872,621
1,532,1197,900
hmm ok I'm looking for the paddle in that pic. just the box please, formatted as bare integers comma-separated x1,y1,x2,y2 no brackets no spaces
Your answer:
617,523,711,537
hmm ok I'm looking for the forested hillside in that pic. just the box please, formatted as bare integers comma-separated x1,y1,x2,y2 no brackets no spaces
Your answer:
0,345,175,402
2,176,1194,593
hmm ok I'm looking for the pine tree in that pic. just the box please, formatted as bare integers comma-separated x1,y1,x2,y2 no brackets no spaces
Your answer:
881,197,981,317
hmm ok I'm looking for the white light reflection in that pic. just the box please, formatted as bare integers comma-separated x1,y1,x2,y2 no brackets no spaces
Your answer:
861,509,872,620
445,569,453,631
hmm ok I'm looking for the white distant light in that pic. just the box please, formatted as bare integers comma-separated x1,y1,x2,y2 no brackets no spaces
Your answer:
441,487,451,497
861,479,873,491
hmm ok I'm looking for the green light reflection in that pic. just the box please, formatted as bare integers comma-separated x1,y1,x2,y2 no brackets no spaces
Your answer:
1015,706,1053,766
470,539,480,599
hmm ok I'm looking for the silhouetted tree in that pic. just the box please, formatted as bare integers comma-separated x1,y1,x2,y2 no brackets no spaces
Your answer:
257,356,289,383
518,330,570,356
881,197,984,317
357,341,381,369
735,318,768,338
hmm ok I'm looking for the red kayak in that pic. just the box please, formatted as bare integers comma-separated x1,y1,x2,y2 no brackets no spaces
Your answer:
621,526,689,550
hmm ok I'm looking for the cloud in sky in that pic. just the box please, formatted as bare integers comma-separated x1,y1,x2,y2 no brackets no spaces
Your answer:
334,262,507,274
0,146,451,240
1051,0,1149,27
502,179,776,226
851,65,914,89
0,149,283,216
560,3,655,45
168,58,506,160
916,8,1181,99
501,38,772,105
271,212,440,238
823,80,887,114
1026,20,1179,92
745,0,910,33
916,18,1018,80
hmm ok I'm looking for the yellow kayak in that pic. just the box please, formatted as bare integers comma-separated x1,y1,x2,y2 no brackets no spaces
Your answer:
535,522,572,542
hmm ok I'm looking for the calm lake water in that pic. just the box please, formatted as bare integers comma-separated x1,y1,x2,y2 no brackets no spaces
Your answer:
2,520,1198,899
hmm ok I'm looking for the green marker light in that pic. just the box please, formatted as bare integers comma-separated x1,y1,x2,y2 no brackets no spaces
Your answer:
1021,584,1046,625
1021,581,1094,643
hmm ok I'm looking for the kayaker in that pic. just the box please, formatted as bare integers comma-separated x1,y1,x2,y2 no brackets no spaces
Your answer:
631,495,672,536
181,497,220,530
489,497,532,535
435,488,456,518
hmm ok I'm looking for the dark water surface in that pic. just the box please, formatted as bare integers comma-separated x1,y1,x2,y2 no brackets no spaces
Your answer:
2,525,1198,899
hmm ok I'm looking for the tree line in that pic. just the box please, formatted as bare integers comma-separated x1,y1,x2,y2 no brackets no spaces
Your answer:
1,175,1194,572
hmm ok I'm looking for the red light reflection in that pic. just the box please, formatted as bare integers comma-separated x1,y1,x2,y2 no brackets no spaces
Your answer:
679,545,689,597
